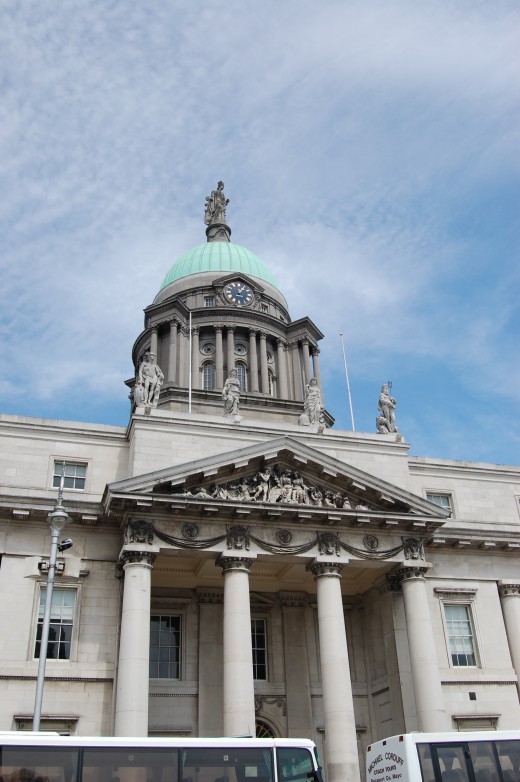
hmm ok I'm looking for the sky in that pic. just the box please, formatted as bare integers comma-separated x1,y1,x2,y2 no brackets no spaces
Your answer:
1,0,519,466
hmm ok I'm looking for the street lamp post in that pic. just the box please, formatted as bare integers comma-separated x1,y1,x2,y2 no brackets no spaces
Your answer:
33,470,71,731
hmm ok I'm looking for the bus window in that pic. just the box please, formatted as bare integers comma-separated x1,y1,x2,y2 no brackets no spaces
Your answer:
82,747,178,782
496,742,520,782
181,747,273,782
418,743,436,782
432,746,471,782
0,746,78,782
276,747,314,782
467,741,500,782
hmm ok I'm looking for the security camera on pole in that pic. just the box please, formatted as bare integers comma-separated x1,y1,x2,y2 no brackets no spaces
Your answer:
33,462,73,731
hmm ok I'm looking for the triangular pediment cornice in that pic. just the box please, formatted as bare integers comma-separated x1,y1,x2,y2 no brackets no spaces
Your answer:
104,437,449,530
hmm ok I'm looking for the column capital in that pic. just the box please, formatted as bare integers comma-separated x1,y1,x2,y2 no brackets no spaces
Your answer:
226,324,236,334
311,345,320,356
393,564,430,585
258,330,267,340
216,553,254,573
498,582,520,597
118,548,158,572
249,328,259,337
276,338,287,350
301,337,309,346
307,561,344,579
180,325,189,336
150,325,158,334
191,326,200,336
170,317,179,328
287,340,298,350
215,324,224,334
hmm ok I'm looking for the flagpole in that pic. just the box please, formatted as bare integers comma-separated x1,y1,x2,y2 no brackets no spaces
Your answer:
339,331,355,431
188,311,192,414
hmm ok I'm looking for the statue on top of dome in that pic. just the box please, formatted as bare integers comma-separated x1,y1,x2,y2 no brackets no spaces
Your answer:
204,181,229,226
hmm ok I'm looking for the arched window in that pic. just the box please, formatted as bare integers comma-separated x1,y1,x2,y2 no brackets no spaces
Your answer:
202,362,216,391
256,719,276,738
235,361,247,392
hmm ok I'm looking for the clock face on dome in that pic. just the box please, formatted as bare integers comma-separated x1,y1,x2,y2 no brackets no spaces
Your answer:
224,281,254,306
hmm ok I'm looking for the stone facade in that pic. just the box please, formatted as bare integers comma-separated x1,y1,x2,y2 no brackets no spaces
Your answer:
0,202,519,782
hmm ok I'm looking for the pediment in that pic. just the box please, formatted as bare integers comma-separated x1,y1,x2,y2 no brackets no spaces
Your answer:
105,436,449,531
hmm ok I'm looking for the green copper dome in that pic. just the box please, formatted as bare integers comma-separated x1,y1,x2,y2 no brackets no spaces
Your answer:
160,242,280,290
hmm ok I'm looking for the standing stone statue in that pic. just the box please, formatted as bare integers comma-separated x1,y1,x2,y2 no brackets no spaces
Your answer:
204,181,229,225
222,368,241,418
299,377,324,425
137,351,164,407
376,383,398,433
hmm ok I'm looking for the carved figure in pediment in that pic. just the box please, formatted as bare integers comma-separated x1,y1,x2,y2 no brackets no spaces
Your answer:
342,496,353,509
291,472,310,504
238,477,253,500
309,486,323,506
193,486,212,498
279,469,294,503
252,467,271,502
211,484,228,500
324,491,338,508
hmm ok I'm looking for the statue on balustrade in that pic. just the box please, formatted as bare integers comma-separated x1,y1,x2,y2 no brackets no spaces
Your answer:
137,351,164,407
300,377,324,426
222,368,241,417
376,383,398,433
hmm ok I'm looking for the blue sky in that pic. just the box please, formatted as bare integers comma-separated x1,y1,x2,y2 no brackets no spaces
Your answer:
1,0,518,465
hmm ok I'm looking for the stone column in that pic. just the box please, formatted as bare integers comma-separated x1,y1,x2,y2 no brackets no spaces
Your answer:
191,327,200,390
301,338,312,384
217,554,257,738
498,581,520,696
259,331,269,394
311,346,322,389
276,340,288,399
249,329,259,392
226,326,235,376
395,564,449,732
150,326,158,357
279,592,314,737
179,326,189,387
114,548,158,736
197,589,224,736
168,319,178,383
309,560,361,782
215,326,224,389
289,341,303,400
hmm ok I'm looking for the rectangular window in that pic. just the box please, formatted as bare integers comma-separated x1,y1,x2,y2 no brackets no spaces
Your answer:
35,587,76,660
444,604,477,666
53,461,87,490
204,296,215,307
426,492,453,516
150,615,181,678
251,618,267,680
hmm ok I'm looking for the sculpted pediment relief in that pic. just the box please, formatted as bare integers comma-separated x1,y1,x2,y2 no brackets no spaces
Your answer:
105,436,449,530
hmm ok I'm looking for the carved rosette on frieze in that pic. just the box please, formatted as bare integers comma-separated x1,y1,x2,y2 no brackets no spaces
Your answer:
402,536,425,561
124,518,155,545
